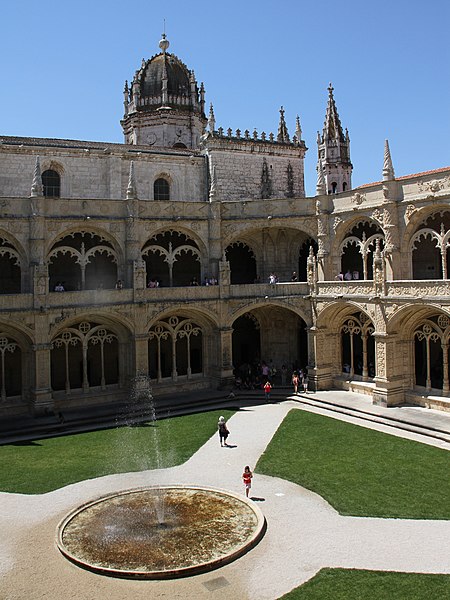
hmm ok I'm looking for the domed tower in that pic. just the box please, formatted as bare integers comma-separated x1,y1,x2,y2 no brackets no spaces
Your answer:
121,34,207,148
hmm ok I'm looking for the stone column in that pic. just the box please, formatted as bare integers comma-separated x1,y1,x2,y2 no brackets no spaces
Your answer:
133,333,149,377
30,342,53,415
372,333,404,406
218,327,234,388
442,342,449,394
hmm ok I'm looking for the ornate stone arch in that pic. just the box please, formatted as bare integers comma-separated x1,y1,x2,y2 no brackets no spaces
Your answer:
147,309,218,383
46,228,121,291
406,207,450,279
142,229,205,287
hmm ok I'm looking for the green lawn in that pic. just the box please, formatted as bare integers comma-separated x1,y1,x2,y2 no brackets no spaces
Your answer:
280,569,450,599
0,409,235,494
256,409,450,519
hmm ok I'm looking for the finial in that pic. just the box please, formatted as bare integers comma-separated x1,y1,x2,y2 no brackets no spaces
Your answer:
295,115,302,141
382,139,395,181
277,106,290,143
328,82,334,96
126,161,137,200
31,156,43,197
208,103,216,133
316,159,326,195
159,32,170,53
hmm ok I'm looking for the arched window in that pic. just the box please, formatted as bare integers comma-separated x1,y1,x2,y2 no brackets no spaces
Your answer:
154,178,170,200
343,182,347,191
330,182,337,194
42,170,61,197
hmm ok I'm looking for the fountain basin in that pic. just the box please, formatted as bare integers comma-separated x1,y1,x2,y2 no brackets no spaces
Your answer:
56,485,266,579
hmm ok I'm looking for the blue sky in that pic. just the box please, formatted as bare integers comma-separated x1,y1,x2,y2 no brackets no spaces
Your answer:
1,0,449,196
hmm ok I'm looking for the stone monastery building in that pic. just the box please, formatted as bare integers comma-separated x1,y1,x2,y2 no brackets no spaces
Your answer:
0,34,450,422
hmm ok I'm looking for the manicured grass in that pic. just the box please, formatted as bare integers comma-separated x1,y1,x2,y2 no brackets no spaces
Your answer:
280,569,450,599
0,409,235,494
256,409,450,519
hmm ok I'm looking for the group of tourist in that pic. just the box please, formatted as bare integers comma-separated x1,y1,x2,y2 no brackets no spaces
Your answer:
291,369,309,394
336,270,360,281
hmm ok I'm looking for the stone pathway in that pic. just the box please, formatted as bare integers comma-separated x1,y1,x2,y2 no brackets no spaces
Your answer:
1,397,449,599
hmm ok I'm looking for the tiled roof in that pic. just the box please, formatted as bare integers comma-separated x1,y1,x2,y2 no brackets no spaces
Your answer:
356,166,450,189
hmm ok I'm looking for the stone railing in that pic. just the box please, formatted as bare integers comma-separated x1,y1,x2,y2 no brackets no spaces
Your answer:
385,280,450,298
0,293,32,310
317,281,374,296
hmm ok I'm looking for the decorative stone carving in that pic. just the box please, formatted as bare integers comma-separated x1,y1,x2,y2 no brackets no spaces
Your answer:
376,340,386,377
351,192,366,206
386,282,450,297
333,216,343,232
417,178,448,193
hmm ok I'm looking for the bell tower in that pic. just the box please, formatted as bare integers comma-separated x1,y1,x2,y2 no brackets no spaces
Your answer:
317,84,352,194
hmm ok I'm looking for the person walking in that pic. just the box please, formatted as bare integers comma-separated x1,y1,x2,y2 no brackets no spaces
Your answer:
218,416,229,447
242,465,253,498
263,380,272,402
292,371,299,394
303,374,309,393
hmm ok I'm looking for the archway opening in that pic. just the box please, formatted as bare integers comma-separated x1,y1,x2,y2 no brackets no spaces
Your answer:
225,243,256,284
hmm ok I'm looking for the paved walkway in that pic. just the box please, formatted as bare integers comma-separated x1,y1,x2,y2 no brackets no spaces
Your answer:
1,393,449,599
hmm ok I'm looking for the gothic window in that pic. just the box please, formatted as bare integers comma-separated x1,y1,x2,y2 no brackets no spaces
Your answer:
154,177,170,200
330,182,337,194
413,315,449,392
340,313,375,378
339,221,384,280
47,231,118,291
42,169,61,197
51,322,119,392
410,210,450,280
148,316,203,382
142,231,201,287
343,182,347,191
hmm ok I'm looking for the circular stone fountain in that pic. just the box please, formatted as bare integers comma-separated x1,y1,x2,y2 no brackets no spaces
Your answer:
56,485,266,579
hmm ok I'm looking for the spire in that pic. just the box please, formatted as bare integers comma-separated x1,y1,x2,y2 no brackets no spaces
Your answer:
277,106,290,143
30,156,43,197
295,115,302,141
322,83,344,141
382,139,395,181
208,103,216,133
317,84,352,194
126,161,137,200
316,159,326,195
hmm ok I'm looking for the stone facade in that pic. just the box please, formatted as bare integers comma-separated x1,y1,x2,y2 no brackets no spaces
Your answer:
0,35,449,422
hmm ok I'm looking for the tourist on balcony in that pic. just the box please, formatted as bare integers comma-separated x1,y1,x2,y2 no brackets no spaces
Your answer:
115,279,123,290
54,282,65,292
148,278,158,288
291,271,298,282
344,270,352,281
190,276,199,286
352,271,359,280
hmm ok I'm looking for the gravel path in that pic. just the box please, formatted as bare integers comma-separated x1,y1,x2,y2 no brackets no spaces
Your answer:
1,397,449,599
